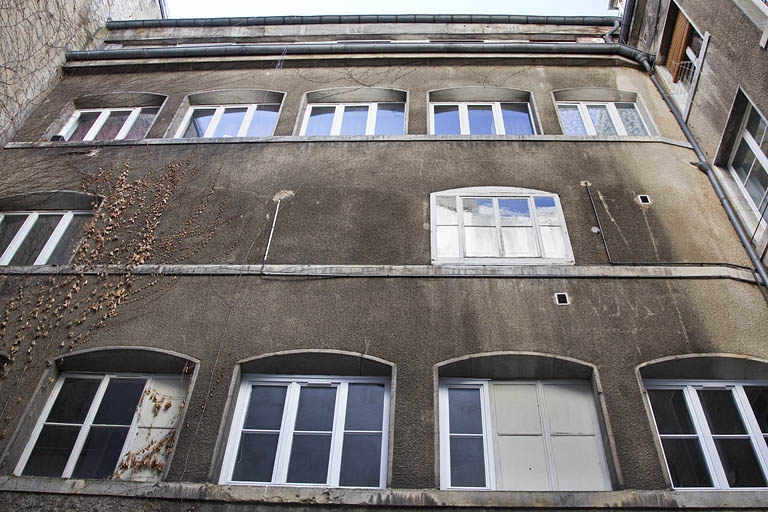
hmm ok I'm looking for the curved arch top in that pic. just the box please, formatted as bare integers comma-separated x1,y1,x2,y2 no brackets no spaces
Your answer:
187,89,284,105
552,87,640,103
429,86,532,103
56,346,198,374
0,190,101,212
305,87,407,104
437,351,595,380
431,185,558,197
72,92,167,109
239,349,394,376
638,353,768,380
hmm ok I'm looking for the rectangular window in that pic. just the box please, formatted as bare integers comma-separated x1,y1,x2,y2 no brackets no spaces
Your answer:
176,104,280,138
16,373,188,481
220,375,390,488
439,380,611,490
729,104,768,217
0,211,91,265
300,103,405,136
60,107,158,141
430,102,535,135
431,188,573,264
646,381,768,489
557,102,649,136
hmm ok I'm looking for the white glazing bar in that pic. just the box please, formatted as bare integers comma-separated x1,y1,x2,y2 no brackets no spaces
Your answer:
606,104,628,136
0,213,37,265
34,212,73,265
203,107,226,138
237,105,258,137
365,103,377,135
62,376,111,478
115,107,142,140
83,110,111,141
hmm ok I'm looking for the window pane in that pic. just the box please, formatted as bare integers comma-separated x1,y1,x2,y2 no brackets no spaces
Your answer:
48,214,90,264
501,227,537,257
339,105,369,135
436,226,460,258
339,433,382,487
615,103,648,136
244,385,287,430
124,107,158,139
246,105,279,136
10,214,61,265
213,107,247,137
534,196,560,226
462,198,495,226
72,426,130,478
746,387,768,433
434,196,458,225
448,388,483,435
183,109,216,138
305,106,336,136
464,227,498,257
94,110,131,140
540,226,567,259
661,438,713,487
294,386,337,431
731,139,756,183
22,425,80,476
344,384,385,431
713,438,768,487
587,105,618,135
0,214,27,259
501,103,534,135
558,105,587,135
467,105,495,135
744,159,768,209
498,198,531,226
286,433,332,484
93,378,146,425
449,437,486,487
232,432,279,482
67,112,100,141
47,378,100,423
648,389,696,434
746,108,767,145
374,103,405,135
698,389,746,434
433,105,461,135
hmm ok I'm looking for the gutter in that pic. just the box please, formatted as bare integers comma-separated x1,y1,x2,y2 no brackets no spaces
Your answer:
106,14,620,30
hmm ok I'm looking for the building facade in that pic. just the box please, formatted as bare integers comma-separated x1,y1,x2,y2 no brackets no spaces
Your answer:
0,10,766,511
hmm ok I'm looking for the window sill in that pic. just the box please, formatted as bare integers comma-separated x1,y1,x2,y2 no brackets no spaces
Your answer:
1,476,768,509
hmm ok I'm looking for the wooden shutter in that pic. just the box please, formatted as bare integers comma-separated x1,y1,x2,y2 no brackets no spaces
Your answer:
667,12,692,82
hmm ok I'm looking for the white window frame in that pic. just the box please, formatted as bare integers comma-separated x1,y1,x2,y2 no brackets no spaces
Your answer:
14,372,175,478
645,379,768,490
429,101,536,135
0,210,91,265
174,103,280,138
430,187,575,265
439,379,611,491
727,104,768,218
299,102,405,136
556,101,650,136
220,374,390,488
58,107,154,141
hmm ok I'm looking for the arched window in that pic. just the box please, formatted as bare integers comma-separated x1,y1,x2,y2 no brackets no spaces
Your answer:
0,191,99,265
430,186,574,264
429,87,538,135
437,352,614,491
13,347,196,481
173,89,284,138
219,350,393,488
640,355,768,489
299,88,406,136
554,88,653,136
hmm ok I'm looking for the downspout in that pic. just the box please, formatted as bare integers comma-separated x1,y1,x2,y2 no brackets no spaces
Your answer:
635,55,768,288
619,0,636,44
604,18,621,43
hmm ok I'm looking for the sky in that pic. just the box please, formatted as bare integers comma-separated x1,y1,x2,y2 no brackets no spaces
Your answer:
164,0,618,18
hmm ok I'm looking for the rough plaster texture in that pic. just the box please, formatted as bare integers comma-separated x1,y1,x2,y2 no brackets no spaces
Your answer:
0,0,160,147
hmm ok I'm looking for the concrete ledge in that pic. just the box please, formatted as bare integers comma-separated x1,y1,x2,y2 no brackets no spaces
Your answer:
1,476,768,509
0,264,756,283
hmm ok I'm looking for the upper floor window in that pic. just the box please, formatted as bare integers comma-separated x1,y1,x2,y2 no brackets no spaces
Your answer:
554,89,651,136
299,88,406,136
646,381,768,489
431,187,574,265
60,107,158,142
429,88,537,135
173,90,284,138
729,103,768,217
0,211,91,265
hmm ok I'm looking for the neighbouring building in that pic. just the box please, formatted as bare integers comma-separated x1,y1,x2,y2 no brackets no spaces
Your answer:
0,6,766,511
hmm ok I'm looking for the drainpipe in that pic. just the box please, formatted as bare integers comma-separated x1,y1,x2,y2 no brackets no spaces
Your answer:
619,0,636,44
604,18,621,43
636,56,768,288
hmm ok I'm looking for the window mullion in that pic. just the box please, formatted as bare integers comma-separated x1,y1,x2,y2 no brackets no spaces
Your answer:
492,198,503,257
733,385,768,481
327,382,347,486
62,375,111,478
578,103,597,136
685,386,728,488
330,105,344,136
83,111,110,141
275,382,301,484
0,212,37,265
743,131,768,166
528,197,545,258
492,103,505,135
480,382,495,490
366,103,378,135
34,212,73,265
378,380,390,488
456,196,467,258
607,103,628,136
459,104,470,135
204,107,225,138
113,377,150,471
238,106,257,137
114,107,142,140
438,384,452,488
176,108,197,138
536,381,558,490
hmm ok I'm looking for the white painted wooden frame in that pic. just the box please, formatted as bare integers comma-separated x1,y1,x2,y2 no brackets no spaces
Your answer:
429,102,536,135
175,104,280,138
728,105,768,219
299,103,404,136
220,374,390,488
59,107,147,141
0,211,89,265
556,101,650,136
